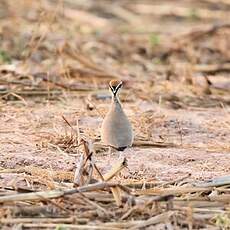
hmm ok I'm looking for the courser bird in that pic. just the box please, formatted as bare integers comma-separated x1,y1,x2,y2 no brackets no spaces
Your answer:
101,80,133,152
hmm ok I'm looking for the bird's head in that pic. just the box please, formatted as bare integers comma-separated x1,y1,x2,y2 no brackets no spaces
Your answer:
109,79,123,96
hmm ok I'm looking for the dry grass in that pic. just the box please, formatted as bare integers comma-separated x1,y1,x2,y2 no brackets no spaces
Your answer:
0,0,230,229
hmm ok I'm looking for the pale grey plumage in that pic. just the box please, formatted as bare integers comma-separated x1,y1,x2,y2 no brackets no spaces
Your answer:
101,80,133,150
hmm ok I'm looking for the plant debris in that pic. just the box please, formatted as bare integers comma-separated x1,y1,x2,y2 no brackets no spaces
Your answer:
0,0,230,229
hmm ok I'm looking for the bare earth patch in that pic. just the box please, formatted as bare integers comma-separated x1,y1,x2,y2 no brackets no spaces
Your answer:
1,98,229,188
0,0,230,228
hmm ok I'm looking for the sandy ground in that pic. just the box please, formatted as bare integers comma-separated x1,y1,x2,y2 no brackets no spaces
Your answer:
0,0,230,191
1,1,230,229
1,97,229,188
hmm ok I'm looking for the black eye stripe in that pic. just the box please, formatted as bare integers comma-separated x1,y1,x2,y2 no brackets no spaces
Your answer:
109,85,114,91
109,82,122,95
109,85,116,94
115,82,122,91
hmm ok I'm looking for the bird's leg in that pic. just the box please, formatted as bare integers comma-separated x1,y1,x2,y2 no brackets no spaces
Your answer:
108,146,112,165
118,150,124,159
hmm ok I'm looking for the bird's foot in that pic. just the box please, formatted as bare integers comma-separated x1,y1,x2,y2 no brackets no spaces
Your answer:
118,151,125,159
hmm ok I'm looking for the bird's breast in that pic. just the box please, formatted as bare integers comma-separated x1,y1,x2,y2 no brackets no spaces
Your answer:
101,108,133,148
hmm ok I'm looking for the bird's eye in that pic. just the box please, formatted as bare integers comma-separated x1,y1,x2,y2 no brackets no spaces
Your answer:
109,85,115,92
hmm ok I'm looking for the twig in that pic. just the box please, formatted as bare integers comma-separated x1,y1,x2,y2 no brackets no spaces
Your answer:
162,173,191,187
133,141,177,148
93,164,105,181
0,217,76,224
64,43,120,79
104,157,128,181
21,223,119,230
134,187,212,196
79,193,109,215
129,211,174,230
123,181,163,189
74,154,85,186
111,186,122,207
121,206,138,220
174,23,230,43
0,166,74,182
0,90,62,96
131,4,230,21
0,182,118,203
82,139,105,182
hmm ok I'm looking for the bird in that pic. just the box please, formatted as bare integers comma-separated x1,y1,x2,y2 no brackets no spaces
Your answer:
101,79,133,154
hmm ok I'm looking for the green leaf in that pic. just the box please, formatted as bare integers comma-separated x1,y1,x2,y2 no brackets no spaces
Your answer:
149,33,160,47
55,225,68,230
0,50,11,63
